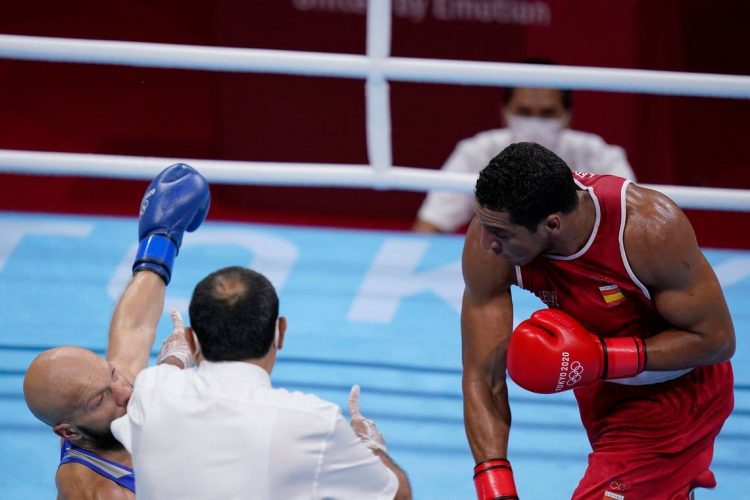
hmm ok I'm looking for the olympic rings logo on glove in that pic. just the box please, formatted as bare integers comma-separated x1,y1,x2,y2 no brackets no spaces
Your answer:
567,361,584,386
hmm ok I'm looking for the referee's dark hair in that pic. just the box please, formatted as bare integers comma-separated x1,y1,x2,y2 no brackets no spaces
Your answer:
190,266,279,361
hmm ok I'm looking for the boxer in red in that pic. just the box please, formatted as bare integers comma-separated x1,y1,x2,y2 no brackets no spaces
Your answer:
462,142,735,499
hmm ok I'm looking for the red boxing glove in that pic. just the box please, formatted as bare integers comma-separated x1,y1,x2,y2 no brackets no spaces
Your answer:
507,309,646,394
474,459,518,500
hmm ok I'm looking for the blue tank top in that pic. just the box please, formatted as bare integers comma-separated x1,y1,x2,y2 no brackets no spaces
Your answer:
59,439,135,493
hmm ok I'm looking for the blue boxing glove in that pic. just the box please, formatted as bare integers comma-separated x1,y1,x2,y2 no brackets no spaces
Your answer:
132,163,210,284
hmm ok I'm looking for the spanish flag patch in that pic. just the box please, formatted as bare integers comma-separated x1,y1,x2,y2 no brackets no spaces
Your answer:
599,284,625,306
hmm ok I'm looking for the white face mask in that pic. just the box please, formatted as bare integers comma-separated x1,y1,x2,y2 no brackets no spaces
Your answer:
506,113,568,151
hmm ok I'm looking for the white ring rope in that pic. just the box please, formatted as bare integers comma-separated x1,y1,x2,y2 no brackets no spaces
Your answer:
1,1,749,212
2,149,749,213
0,149,476,191
1,34,750,98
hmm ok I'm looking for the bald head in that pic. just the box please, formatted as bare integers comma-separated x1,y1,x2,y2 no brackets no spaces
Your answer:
23,346,104,426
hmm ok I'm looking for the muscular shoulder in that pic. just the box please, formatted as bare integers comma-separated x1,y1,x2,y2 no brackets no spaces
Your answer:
462,219,515,300
623,183,699,288
57,463,133,500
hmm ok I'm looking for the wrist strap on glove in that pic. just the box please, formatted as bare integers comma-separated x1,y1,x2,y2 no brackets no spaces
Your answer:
601,336,647,379
132,234,177,285
474,458,518,500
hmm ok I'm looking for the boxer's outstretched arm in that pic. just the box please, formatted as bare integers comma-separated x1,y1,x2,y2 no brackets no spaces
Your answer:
625,185,735,369
107,163,210,381
462,220,519,498
461,291,513,460
107,271,166,381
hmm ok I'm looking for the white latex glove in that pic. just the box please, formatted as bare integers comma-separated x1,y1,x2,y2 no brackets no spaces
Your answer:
156,308,199,368
348,384,387,452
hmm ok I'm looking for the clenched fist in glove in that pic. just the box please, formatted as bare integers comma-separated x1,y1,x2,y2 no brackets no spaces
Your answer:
133,163,210,284
474,458,518,500
507,309,647,394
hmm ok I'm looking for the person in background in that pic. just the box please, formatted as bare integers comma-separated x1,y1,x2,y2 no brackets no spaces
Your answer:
414,58,635,234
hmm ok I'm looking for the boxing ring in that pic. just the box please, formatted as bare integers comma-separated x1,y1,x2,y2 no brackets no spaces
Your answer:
1,2,749,498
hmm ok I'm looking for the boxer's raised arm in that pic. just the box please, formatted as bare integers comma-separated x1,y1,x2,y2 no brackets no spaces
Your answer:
107,164,210,381
107,272,165,383
461,219,518,499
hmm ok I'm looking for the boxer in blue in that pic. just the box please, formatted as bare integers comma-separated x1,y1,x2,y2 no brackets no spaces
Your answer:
23,163,210,499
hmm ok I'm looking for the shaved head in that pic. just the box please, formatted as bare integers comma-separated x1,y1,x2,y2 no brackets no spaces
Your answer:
24,346,132,451
24,346,103,426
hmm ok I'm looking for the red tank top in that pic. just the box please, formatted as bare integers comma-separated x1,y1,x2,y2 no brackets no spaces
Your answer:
516,172,669,339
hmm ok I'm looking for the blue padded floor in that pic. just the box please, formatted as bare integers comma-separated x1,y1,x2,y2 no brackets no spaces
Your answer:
1,211,748,499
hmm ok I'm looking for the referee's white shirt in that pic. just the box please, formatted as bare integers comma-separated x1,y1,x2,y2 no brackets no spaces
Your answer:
111,361,398,500
417,128,636,232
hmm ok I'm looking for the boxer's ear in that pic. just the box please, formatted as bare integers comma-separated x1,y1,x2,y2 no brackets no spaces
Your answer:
54,423,80,440
545,215,560,231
